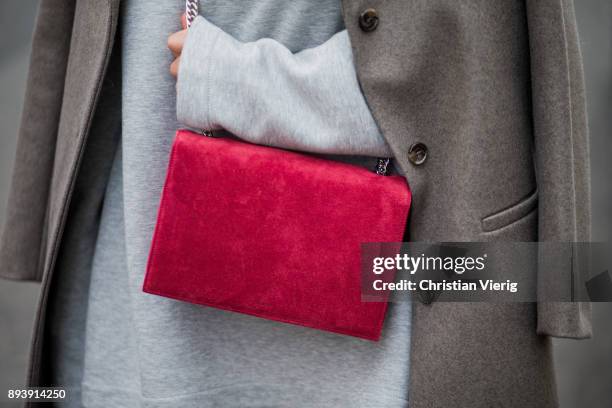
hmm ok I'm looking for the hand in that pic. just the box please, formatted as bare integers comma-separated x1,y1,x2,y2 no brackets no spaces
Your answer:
168,14,188,78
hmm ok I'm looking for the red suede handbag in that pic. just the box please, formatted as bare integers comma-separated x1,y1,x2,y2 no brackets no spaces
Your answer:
143,1,411,341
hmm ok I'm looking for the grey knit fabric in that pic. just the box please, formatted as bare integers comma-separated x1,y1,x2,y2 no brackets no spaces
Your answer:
177,16,392,157
47,1,411,407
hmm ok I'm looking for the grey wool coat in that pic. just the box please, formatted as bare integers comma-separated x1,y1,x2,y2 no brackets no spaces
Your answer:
0,0,592,407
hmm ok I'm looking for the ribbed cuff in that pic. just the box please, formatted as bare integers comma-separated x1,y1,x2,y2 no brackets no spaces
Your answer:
176,16,225,130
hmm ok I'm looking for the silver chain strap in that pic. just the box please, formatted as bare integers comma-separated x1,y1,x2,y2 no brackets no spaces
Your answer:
183,0,390,176
185,0,199,28
375,158,390,175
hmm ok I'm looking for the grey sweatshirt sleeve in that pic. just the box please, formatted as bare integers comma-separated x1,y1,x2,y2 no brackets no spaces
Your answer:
176,16,392,157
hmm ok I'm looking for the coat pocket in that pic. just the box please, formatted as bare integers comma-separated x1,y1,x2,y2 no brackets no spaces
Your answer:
481,189,538,232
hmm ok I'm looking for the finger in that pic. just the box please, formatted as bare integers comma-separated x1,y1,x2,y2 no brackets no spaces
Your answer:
170,45,180,58
181,13,187,29
170,57,181,78
167,30,187,56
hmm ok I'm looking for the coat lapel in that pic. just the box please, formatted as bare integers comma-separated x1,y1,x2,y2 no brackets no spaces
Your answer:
44,0,121,279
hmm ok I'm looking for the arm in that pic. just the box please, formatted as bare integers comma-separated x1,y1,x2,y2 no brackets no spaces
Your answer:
176,16,392,157
526,0,592,338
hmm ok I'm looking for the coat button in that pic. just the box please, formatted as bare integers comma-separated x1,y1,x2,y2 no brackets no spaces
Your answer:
408,143,428,165
359,8,379,32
